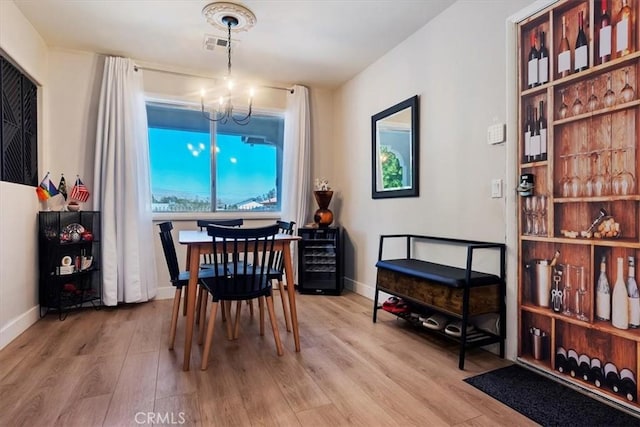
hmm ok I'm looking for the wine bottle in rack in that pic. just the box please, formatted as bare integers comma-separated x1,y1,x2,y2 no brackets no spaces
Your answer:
528,32,539,88
596,256,611,321
538,31,549,85
524,105,532,163
604,361,621,391
600,0,612,64
538,100,547,161
575,10,589,72
619,368,637,401
578,353,591,381
627,256,640,328
616,0,634,57
531,107,541,162
567,348,579,378
555,346,568,373
558,16,571,77
590,357,604,387
612,257,629,329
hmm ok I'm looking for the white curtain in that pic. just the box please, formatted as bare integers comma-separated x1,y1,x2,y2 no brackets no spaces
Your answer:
282,85,311,281
94,57,157,306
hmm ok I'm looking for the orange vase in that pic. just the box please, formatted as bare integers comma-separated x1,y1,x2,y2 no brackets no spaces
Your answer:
313,190,334,227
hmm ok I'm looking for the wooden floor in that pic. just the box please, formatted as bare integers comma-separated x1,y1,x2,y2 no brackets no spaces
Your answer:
0,291,535,427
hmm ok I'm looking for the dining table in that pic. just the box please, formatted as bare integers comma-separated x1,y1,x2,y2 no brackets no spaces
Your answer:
178,230,302,371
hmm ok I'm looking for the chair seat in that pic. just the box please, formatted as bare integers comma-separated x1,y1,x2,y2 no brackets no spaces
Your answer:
175,266,224,288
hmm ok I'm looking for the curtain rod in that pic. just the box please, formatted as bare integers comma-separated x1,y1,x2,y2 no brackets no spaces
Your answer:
133,65,294,93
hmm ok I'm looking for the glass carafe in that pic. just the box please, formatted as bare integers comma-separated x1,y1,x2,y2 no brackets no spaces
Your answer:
563,263,573,316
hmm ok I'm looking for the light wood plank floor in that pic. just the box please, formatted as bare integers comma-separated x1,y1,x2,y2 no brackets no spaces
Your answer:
0,291,534,427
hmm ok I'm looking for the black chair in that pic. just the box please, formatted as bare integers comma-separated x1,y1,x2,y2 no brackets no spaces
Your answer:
157,221,219,350
269,220,296,332
199,224,284,370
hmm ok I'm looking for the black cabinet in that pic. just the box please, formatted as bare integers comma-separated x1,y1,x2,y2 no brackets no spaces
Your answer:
298,227,342,295
38,211,101,319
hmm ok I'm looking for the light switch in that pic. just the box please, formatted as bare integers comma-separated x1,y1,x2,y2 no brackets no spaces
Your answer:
487,123,506,144
491,179,503,198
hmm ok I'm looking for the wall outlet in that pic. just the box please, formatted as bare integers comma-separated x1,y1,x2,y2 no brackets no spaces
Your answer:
487,123,506,144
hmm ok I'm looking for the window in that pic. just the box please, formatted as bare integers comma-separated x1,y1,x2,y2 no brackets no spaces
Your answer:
146,102,284,212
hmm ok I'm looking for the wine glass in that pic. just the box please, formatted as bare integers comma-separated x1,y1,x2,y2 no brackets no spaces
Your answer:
604,74,616,107
563,264,573,316
572,85,583,115
561,155,572,197
569,154,582,197
585,152,597,197
531,195,540,235
620,68,635,103
612,148,636,196
523,196,533,235
559,89,569,118
538,195,548,236
587,80,599,112
576,266,588,321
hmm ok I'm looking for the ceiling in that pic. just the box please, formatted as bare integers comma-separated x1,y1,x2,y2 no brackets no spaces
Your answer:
13,0,454,89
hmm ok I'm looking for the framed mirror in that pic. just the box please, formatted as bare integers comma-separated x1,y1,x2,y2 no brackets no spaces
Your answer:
371,95,419,199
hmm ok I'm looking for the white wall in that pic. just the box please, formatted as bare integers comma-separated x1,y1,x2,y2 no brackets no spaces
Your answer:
0,0,49,349
333,0,531,360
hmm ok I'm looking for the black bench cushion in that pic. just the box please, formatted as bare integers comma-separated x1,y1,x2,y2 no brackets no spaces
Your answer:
375,259,500,288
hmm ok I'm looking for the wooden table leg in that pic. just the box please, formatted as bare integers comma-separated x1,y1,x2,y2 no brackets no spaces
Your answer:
183,245,200,370
283,246,300,352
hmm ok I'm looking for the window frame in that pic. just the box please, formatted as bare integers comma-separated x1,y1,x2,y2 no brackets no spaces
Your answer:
146,97,285,220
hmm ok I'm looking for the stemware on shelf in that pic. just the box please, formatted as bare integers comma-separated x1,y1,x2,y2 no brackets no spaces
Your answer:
561,155,572,197
559,89,569,118
572,84,583,116
523,196,533,235
591,151,608,197
587,80,599,112
563,263,573,316
612,148,636,196
576,265,588,321
585,152,597,197
569,154,582,197
538,195,548,236
620,68,635,103
531,196,540,236
604,74,616,107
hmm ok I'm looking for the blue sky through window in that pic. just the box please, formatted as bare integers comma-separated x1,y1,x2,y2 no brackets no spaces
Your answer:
149,128,276,206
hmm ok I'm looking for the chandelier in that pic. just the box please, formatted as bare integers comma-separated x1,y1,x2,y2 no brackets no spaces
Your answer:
201,2,257,125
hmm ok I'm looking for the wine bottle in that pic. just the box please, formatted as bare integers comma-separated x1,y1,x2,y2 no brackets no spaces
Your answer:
600,0,612,63
524,105,532,163
556,346,568,373
575,11,589,72
558,16,571,77
596,256,611,321
568,348,579,378
578,353,591,381
538,100,547,161
590,357,604,387
528,32,539,88
604,361,621,391
627,256,640,328
612,257,629,329
538,31,549,85
531,107,541,162
616,0,634,57
619,368,637,401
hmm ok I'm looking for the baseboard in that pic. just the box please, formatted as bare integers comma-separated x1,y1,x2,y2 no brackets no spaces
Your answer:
0,305,40,350
155,286,175,300
344,278,375,299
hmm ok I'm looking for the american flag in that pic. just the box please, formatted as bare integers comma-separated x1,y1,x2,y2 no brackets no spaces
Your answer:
70,176,90,203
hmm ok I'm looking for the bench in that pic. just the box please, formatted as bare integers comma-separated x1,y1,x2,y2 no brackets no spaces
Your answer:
372,234,506,369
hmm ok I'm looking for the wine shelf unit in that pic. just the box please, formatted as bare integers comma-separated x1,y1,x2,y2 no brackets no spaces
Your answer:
518,0,640,412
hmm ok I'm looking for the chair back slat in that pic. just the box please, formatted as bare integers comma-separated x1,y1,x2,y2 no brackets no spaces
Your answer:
273,220,296,273
158,221,180,282
207,224,279,300
197,218,243,265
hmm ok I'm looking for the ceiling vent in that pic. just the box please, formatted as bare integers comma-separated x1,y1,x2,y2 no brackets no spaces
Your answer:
203,34,234,52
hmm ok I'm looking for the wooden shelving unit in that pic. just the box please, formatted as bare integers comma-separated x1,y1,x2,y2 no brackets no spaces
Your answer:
517,0,640,412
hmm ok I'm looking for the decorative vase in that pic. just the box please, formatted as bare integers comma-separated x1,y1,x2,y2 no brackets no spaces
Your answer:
313,190,334,227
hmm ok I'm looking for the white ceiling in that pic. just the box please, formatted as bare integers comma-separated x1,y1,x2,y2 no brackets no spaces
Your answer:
13,0,454,89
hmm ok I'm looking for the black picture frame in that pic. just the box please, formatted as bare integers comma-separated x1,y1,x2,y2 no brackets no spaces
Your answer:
371,95,419,199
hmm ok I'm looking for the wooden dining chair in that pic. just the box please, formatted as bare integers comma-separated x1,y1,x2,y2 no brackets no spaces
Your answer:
157,221,219,350
199,223,284,370
268,220,296,331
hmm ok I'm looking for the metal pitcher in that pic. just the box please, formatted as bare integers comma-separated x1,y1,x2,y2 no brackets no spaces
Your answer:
526,259,552,307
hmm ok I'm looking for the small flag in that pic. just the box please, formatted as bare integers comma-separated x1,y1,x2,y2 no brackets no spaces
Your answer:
35,172,59,201
70,176,90,203
58,174,67,201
